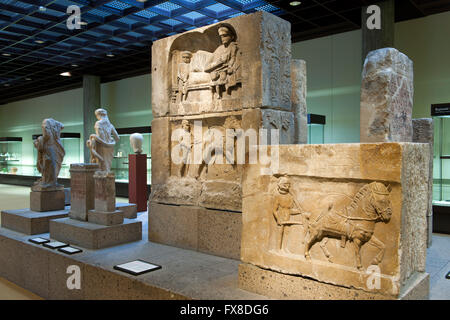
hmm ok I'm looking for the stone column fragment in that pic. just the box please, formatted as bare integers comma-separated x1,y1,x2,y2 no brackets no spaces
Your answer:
360,48,413,142
413,118,434,247
291,59,307,144
69,163,98,221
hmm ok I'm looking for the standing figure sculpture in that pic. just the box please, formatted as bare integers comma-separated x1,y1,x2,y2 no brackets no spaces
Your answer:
177,51,192,102
86,108,119,174
204,24,241,100
33,118,65,189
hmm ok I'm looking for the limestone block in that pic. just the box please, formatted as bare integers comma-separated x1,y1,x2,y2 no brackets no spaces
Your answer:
88,210,124,226
69,163,99,221
116,203,137,219
149,202,241,259
413,118,434,247
291,59,307,144
198,180,241,212
151,11,291,118
50,217,142,249
30,189,65,212
360,48,413,142
151,117,171,187
241,143,429,298
93,173,116,212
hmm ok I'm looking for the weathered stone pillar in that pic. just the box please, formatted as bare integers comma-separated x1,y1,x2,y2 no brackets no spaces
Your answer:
291,59,307,144
83,75,100,162
362,0,395,63
68,163,98,221
360,48,413,142
413,118,434,247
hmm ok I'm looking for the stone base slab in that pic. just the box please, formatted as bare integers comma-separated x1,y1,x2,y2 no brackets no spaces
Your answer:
30,190,65,212
88,210,124,226
50,217,142,249
116,202,138,218
1,207,70,235
238,263,429,300
149,202,241,260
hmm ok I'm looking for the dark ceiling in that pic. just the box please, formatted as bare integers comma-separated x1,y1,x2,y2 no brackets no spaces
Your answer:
0,0,449,105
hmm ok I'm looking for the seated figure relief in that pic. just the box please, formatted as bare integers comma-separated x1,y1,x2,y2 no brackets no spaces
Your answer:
171,24,242,104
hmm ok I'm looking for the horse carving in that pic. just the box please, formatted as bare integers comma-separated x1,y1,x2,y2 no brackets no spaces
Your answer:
304,182,392,270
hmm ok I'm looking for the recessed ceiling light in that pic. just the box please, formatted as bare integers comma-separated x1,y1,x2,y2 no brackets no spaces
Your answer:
71,64,79,67
25,78,32,81
35,40,45,44
4,84,10,87
2,53,11,57
106,53,115,57
60,72,71,77
78,21,88,26
39,6,46,12
136,0,148,2
290,1,302,6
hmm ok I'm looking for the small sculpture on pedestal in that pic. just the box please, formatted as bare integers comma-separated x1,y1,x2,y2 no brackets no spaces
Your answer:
130,133,143,154
33,118,65,190
86,108,119,175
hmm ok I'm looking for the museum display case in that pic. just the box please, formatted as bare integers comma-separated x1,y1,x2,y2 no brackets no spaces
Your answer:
432,104,450,204
112,127,151,184
307,113,326,144
0,137,22,175
32,133,81,178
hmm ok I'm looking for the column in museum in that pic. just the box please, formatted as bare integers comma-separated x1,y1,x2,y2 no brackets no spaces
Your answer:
362,0,395,63
83,75,100,162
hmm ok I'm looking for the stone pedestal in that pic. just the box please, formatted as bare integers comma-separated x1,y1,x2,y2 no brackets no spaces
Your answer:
69,163,98,221
88,173,124,226
30,189,65,212
128,154,148,212
1,207,69,235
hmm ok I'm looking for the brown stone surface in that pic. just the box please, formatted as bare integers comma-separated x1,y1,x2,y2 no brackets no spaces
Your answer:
69,163,99,221
30,189,65,212
88,209,124,226
151,11,291,118
1,207,69,235
413,118,434,247
50,217,142,250
360,48,413,143
149,202,241,259
241,143,429,298
151,117,171,187
116,202,137,219
93,173,116,212
238,263,429,300
291,59,307,144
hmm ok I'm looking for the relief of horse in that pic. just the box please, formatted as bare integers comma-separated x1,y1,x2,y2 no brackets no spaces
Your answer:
304,182,393,270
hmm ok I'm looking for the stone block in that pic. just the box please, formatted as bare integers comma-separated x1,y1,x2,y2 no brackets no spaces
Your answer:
360,48,413,142
1,207,69,235
291,59,307,144
88,209,124,226
69,163,99,221
116,202,138,219
151,117,171,187
93,173,116,212
238,263,429,300
30,189,65,212
149,202,241,259
151,11,291,118
50,218,142,250
241,143,429,298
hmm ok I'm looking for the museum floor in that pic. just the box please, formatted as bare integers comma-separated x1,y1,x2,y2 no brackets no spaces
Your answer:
0,183,448,300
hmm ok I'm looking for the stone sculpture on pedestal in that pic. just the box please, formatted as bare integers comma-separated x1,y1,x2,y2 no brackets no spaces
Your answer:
86,108,119,174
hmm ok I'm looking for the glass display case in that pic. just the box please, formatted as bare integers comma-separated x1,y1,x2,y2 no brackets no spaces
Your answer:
0,137,22,175
432,103,450,204
307,114,326,144
32,133,81,178
112,127,151,184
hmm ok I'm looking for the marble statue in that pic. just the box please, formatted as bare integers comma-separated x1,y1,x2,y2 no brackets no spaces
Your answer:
33,118,65,190
86,108,119,174
130,133,143,154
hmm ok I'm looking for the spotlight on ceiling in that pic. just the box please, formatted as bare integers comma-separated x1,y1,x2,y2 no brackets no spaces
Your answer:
106,53,115,57
136,0,149,2
35,39,45,44
2,53,11,57
78,21,88,26
39,6,46,12
60,72,72,77
4,84,10,87
290,1,302,6
25,78,32,81
71,64,79,67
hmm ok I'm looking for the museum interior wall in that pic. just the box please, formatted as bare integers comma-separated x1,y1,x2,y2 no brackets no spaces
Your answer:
0,11,449,192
